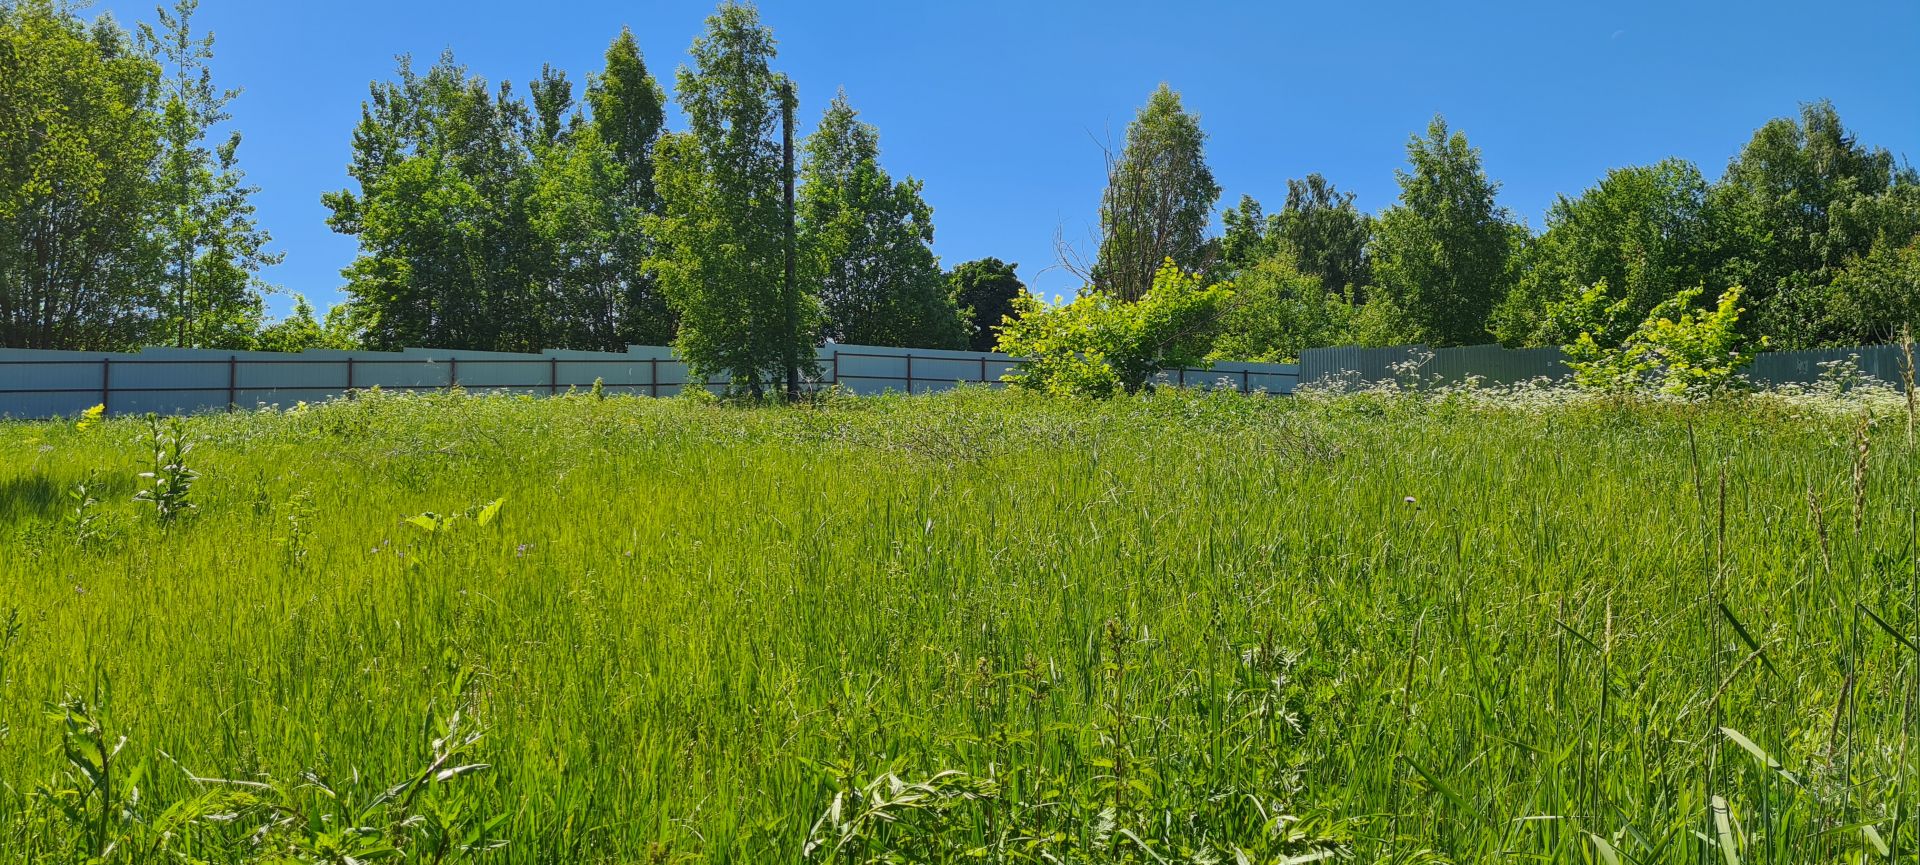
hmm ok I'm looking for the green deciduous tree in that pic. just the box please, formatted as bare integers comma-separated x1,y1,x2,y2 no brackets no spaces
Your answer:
1218,195,1273,276
1823,235,1920,344
651,1,813,397
1371,116,1518,347
1210,254,1354,363
1091,84,1220,301
1276,174,1371,297
324,54,545,351
139,0,278,350
528,31,674,351
0,1,162,349
996,262,1230,398
1496,158,1715,347
253,295,358,352
800,91,964,349
583,28,673,345
1219,175,1371,296
1709,100,1920,348
947,257,1024,352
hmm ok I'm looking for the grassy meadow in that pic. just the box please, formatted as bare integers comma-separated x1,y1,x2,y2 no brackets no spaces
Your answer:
0,385,1916,863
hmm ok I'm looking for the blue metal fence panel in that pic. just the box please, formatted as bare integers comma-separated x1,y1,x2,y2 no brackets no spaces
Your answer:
0,340,1304,417
1746,344,1910,385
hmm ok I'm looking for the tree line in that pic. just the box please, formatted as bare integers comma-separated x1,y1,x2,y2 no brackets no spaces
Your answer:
1101,87,1919,361
2,0,1025,390
6,0,1917,393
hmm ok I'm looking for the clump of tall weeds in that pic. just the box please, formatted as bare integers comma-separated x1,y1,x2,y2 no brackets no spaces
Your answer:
132,413,197,527
24,677,507,864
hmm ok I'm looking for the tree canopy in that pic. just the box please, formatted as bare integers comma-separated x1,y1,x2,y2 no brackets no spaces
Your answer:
948,258,1025,352
1369,116,1520,347
800,92,965,349
1091,84,1220,301
650,1,814,396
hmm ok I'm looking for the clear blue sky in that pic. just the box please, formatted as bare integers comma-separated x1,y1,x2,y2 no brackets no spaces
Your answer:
87,0,1920,318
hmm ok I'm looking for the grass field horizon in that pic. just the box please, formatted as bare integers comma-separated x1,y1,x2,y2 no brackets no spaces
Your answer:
2,384,1916,863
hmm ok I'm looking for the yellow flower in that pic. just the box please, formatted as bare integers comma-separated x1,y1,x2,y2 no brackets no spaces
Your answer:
74,404,105,431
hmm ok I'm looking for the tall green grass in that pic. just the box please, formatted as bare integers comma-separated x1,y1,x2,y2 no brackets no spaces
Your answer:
0,385,1914,863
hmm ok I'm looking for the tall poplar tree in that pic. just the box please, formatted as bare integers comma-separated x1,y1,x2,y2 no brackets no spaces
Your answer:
651,1,813,395
140,0,278,349
587,28,672,345
800,91,964,349
529,31,673,350
1091,83,1219,301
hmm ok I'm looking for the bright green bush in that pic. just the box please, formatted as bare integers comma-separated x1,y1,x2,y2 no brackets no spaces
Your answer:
1564,283,1762,396
995,260,1231,397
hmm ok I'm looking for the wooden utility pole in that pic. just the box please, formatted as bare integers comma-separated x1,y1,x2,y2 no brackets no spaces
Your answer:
780,77,801,401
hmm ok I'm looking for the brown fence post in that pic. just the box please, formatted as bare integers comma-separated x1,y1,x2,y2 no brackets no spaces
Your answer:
100,357,110,412
905,353,913,394
549,357,558,395
228,355,238,410
447,356,458,389
1242,370,1250,393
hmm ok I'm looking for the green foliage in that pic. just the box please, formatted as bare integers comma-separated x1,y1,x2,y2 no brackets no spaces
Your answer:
1222,175,1373,298
252,294,359,352
24,686,504,864
1279,174,1373,297
800,91,966,349
1371,116,1519,346
138,0,279,351
1709,100,1920,348
529,30,675,351
1498,159,1715,347
325,30,674,354
404,495,507,535
1218,194,1273,275
947,257,1025,352
324,53,546,351
996,261,1230,397
1209,253,1354,362
63,472,101,547
0,1,163,349
131,413,196,525
1822,233,1920,344
650,1,816,396
1547,279,1637,376
1092,84,1220,301
1565,283,1761,396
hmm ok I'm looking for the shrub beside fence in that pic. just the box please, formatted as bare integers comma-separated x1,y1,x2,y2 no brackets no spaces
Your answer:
0,344,1301,419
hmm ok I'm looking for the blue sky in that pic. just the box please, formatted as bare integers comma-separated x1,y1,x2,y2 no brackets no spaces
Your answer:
86,0,1920,317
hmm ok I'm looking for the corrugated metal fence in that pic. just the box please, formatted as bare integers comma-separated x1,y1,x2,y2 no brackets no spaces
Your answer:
0,344,1302,419
1298,342,1914,390
7,338,1904,419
